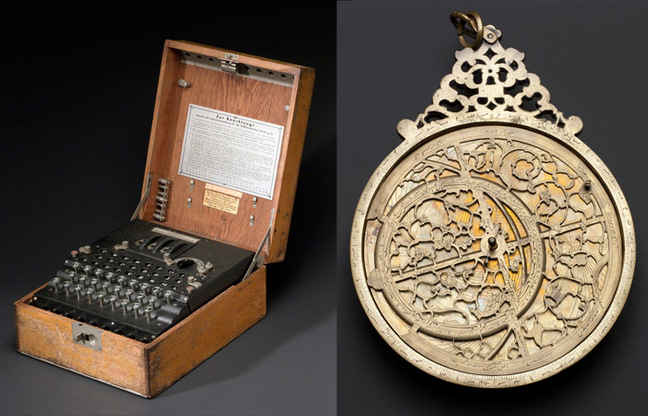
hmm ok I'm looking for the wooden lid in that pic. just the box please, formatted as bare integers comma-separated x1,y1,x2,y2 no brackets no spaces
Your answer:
138,40,314,263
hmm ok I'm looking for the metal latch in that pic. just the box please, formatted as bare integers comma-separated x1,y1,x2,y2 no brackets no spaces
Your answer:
220,59,238,74
220,53,239,73
72,322,102,351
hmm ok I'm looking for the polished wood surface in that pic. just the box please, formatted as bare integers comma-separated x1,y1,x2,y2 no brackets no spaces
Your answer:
15,268,266,398
14,40,310,397
140,40,314,263
146,266,266,397
15,284,149,394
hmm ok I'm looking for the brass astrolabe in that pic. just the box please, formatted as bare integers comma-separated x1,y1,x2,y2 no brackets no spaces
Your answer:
349,11,635,387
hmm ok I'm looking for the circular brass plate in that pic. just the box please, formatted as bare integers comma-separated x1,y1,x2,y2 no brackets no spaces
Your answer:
350,120,635,387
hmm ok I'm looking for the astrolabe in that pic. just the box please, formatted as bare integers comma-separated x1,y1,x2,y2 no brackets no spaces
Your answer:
349,11,635,388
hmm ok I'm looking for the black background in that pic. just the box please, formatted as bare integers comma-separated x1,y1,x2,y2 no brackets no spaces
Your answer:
1,2,335,415
3,1,648,415
338,1,647,415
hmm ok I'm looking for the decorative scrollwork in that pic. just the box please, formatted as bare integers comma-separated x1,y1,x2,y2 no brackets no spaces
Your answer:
367,130,617,367
351,15,634,388
397,26,583,139
353,116,634,386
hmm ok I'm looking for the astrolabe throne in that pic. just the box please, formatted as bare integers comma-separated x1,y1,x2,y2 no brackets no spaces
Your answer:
350,12,635,387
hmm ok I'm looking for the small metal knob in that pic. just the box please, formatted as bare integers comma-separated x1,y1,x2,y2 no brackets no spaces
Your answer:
145,306,153,321
63,281,72,296
74,284,83,299
132,303,141,318
140,283,150,294
51,277,61,292
109,295,118,310
164,290,173,304
97,291,106,307
121,299,129,314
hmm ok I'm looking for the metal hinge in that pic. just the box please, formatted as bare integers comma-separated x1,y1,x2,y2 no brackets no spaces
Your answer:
242,209,274,280
180,50,294,87
131,172,153,221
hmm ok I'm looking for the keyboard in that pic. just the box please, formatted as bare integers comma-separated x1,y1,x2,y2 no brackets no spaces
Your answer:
32,219,255,342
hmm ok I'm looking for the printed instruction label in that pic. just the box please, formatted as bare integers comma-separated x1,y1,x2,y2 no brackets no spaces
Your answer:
205,183,243,198
178,104,284,199
203,189,240,214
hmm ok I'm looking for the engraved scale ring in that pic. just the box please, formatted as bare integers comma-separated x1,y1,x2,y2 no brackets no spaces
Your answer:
350,14,635,388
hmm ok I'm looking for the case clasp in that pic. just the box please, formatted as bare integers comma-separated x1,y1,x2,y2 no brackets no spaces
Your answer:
72,322,102,351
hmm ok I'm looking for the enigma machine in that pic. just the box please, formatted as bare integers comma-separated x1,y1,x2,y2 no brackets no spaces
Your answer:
31,219,255,344
14,40,314,397
350,12,635,387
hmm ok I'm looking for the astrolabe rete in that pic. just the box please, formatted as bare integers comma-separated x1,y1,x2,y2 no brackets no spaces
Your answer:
349,11,635,388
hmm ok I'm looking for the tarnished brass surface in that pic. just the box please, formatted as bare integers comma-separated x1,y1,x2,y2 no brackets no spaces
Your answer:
350,13,635,388
450,11,483,50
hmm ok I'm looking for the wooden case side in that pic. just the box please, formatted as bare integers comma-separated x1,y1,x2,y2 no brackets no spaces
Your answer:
146,266,267,397
14,288,149,396
139,40,184,220
266,67,315,262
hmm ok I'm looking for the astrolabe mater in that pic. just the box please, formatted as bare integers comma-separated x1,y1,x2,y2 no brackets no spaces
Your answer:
349,11,635,388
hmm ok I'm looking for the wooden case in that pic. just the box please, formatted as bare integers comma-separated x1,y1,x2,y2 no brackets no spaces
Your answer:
14,40,314,398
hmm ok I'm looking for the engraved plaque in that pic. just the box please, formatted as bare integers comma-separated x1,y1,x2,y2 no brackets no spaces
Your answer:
350,13,635,387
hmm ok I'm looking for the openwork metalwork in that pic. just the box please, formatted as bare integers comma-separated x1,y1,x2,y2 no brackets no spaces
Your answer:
350,13,635,387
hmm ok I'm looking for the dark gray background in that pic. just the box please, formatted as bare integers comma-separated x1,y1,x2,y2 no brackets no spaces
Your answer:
1,2,335,415
338,1,647,415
